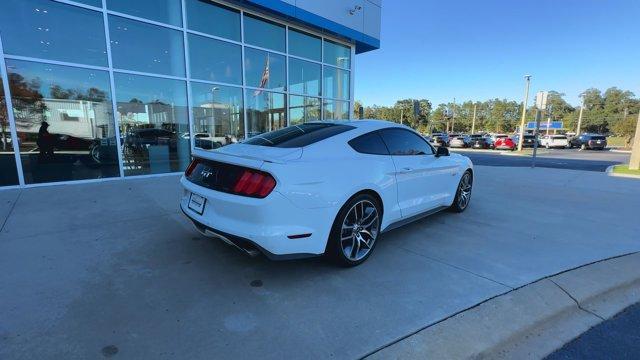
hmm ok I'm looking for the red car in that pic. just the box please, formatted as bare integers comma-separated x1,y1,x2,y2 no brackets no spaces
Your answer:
494,137,516,151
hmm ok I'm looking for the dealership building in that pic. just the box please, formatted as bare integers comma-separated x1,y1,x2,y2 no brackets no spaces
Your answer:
0,0,381,187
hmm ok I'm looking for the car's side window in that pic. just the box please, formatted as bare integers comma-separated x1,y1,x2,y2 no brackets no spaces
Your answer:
348,131,389,155
379,128,434,156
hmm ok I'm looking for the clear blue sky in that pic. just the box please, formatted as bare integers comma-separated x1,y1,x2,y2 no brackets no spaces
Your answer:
355,0,640,107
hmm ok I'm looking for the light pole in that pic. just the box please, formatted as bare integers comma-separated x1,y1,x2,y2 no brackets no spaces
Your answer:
451,98,456,133
576,93,585,135
471,103,477,134
517,75,531,151
210,86,219,137
630,111,640,170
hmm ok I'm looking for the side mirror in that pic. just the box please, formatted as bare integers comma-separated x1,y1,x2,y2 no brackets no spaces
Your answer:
435,146,449,157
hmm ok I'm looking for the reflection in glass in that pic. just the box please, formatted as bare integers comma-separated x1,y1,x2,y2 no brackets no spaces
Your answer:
74,0,102,7
324,40,351,69
323,99,349,120
323,66,350,100
289,96,320,125
107,0,182,26
243,14,285,52
6,60,119,184
288,29,321,62
188,34,242,84
0,77,19,186
289,59,320,96
0,0,107,66
186,0,240,41
190,83,244,149
114,73,189,175
109,15,185,77
246,90,286,137
244,48,286,92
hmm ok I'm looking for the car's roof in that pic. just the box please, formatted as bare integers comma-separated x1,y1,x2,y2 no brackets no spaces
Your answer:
308,119,413,132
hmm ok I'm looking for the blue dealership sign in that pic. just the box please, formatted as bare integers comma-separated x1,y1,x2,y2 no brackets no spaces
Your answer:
526,121,563,129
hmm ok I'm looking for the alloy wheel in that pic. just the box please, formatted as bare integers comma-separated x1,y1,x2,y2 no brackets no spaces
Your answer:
340,200,380,261
457,172,472,209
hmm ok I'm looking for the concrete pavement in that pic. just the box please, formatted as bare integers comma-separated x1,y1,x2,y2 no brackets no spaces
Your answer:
1,165,639,359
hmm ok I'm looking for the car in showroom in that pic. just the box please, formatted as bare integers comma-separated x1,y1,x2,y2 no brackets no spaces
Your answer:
568,134,607,150
180,120,474,266
493,136,516,150
540,134,569,148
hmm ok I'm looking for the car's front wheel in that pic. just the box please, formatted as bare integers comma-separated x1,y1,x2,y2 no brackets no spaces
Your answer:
327,194,381,267
449,171,473,213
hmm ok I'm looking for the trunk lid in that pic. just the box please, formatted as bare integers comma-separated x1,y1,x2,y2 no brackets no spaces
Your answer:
195,143,303,169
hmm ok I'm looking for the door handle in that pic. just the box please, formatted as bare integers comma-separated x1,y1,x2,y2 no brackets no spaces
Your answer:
398,167,414,174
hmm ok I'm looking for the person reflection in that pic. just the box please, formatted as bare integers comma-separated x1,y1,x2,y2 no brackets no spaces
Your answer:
37,121,55,162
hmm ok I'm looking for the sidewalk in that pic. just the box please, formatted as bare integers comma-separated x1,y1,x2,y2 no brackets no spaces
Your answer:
1,166,640,359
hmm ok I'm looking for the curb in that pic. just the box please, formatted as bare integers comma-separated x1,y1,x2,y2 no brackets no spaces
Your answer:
605,165,640,179
609,149,632,154
364,252,640,360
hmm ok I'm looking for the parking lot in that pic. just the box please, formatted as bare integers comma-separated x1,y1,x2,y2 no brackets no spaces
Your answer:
452,148,630,172
2,165,639,359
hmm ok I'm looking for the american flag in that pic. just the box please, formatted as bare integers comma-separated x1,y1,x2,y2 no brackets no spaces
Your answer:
253,56,270,96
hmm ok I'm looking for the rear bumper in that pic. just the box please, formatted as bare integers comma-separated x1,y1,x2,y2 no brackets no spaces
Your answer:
179,176,335,259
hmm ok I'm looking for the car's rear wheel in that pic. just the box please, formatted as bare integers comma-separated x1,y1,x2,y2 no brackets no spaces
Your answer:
327,194,381,267
449,171,473,213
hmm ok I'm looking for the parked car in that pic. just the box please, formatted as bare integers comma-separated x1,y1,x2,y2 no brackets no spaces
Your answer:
513,133,539,148
449,135,469,148
430,133,450,147
180,120,474,266
568,134,607,150
540,135,569,149
469,134,490,149
494,136,516,150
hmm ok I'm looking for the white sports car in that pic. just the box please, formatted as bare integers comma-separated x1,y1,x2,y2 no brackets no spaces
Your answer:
180,120,474,266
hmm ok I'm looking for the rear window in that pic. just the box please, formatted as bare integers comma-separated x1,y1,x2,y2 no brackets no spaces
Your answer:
243,123,354,148
591,136,606,140
348,131,389,155
552,135,567,139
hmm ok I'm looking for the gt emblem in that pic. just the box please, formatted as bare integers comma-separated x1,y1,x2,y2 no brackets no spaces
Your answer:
201,168,218,182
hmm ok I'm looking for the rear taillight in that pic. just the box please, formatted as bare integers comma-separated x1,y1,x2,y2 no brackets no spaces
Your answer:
185,158,200,176
232,169,276,198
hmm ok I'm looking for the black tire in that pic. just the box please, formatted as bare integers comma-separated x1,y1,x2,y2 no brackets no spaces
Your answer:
326,193,382,267
449,170,473,213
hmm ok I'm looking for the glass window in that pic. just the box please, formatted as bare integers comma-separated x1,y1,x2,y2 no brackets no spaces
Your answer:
188,34,242,84
109,15,185,77
190,83,244,149
379,128,434,156
0,0,107,66
348,131,389,155
243,14,285,52
114,73,189,175
185,0,240,41
244,123,354,148
323,66,350,100
5,60,119,184
0,76,20,186
244,48,286,92
245,90,286,137
107,0,182,26
322,99,349,120
323,39,351,69
288,29,321,61
289,96,320,125
75,0,103,7
289,59,320,96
